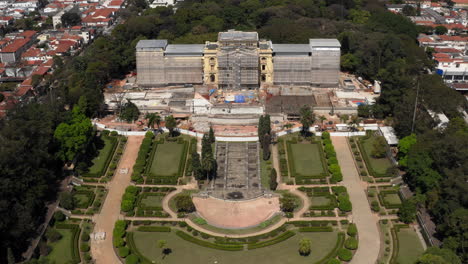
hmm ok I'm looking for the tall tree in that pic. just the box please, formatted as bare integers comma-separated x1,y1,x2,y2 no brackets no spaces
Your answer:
165,115,176,137
208,126,215,144
299,105,315,136
262,133,271,160
54,105,93,162
119,101,140,123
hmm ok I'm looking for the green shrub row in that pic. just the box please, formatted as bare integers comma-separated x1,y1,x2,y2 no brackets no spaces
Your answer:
247,230,296,250
121,186,139,213
131,132,154,183
314,232,345,264
289,220,336,227
298,226,333,232
337,193,352,212
137,226,171,232
321,132,343,183
83,135,118,178
175,231,243,251
56,224,81,263
144,177,178,185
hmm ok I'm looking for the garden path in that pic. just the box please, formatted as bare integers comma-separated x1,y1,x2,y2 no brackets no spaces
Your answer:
332,137,381,264
90,136,144,264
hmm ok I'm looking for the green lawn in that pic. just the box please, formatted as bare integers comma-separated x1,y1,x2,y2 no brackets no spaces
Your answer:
169,190,198,213
47,229,73,263
88,137,115,175
396,228,425,264
310,196,331,206
383,193,402,205
141,194,164,207
149,142,184,177
289,144,325,176
132,230,338,264
188,214,283,235
74,194,91,208
361,137,393,175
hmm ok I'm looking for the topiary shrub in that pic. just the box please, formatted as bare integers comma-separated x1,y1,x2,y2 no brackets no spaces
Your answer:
80,243,90,252
125,254,139,264
53,211,65,222
111,131,118,136
81,232,90,242
337,248,353,261
344,237,358,250
118,246,130,258
347,223,357,237
326,258,341,264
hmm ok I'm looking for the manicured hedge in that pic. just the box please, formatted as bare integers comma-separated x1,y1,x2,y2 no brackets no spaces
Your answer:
175,231,243,251
131,132,154,183
314,232,345,264
289,220,336,227
137,226,171,232
347,223,357,237
247,231,296,250
146,139,188,180
337,248,353,261
344,237,358,250
121,186,139,213
298,226,333,232
55,223,81,263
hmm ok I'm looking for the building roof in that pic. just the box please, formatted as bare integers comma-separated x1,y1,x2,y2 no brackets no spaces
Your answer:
379,126,399,145
1,38,29,53
136,39,168,50
272,44,310,54
218,30,258,42
165,44,204,55
18,30,36,38
309,39,341,48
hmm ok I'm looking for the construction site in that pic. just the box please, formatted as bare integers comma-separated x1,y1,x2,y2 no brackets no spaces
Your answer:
103,30,380,134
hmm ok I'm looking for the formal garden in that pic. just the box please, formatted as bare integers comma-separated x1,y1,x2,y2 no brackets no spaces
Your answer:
59,185,107,215
349,132,396,183
112,219,359,264
35,212,94,264
367,186,402,215
77,130,126,183
131,132,194,185
298,186,352,217
120,185,177,217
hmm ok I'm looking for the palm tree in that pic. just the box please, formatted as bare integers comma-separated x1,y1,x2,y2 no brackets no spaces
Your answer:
165,115,176,137
154,114,161,129
340,114,349,124
202,155,215,181
319,115,327,125
348,115,360,131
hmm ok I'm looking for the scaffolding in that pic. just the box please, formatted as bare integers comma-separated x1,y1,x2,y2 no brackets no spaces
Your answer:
273,56,311,85
136,50,165,86
217,48,259,90
310,49,340,86
164,57,203,84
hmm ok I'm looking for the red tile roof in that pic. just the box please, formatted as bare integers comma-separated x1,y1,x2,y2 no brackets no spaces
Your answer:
433,53,450,58
32,66,50,75
434,47,461,53
1,38,29,53
18,30,37,38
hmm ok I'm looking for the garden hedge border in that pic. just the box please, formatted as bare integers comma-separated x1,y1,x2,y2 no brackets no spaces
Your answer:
126,232,153,264
314,232,345,264
298,226,333,232
378,190,402,209
55,223,81,264
175,231,244,251
389,224,411,264
146,139,188,178
356,135,392,178
136,192,165,211
83,135,118,178
309,194,338,210
286,140,328,181
247,230,296,250
73,190,96,209
136,226,171,232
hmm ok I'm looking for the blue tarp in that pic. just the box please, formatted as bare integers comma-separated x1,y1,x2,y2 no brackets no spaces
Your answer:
209,89,216,95
436,69,444,75
234,95,245,103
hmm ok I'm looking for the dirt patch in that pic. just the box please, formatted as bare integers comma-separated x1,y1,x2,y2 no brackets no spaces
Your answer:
193,196,280,228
